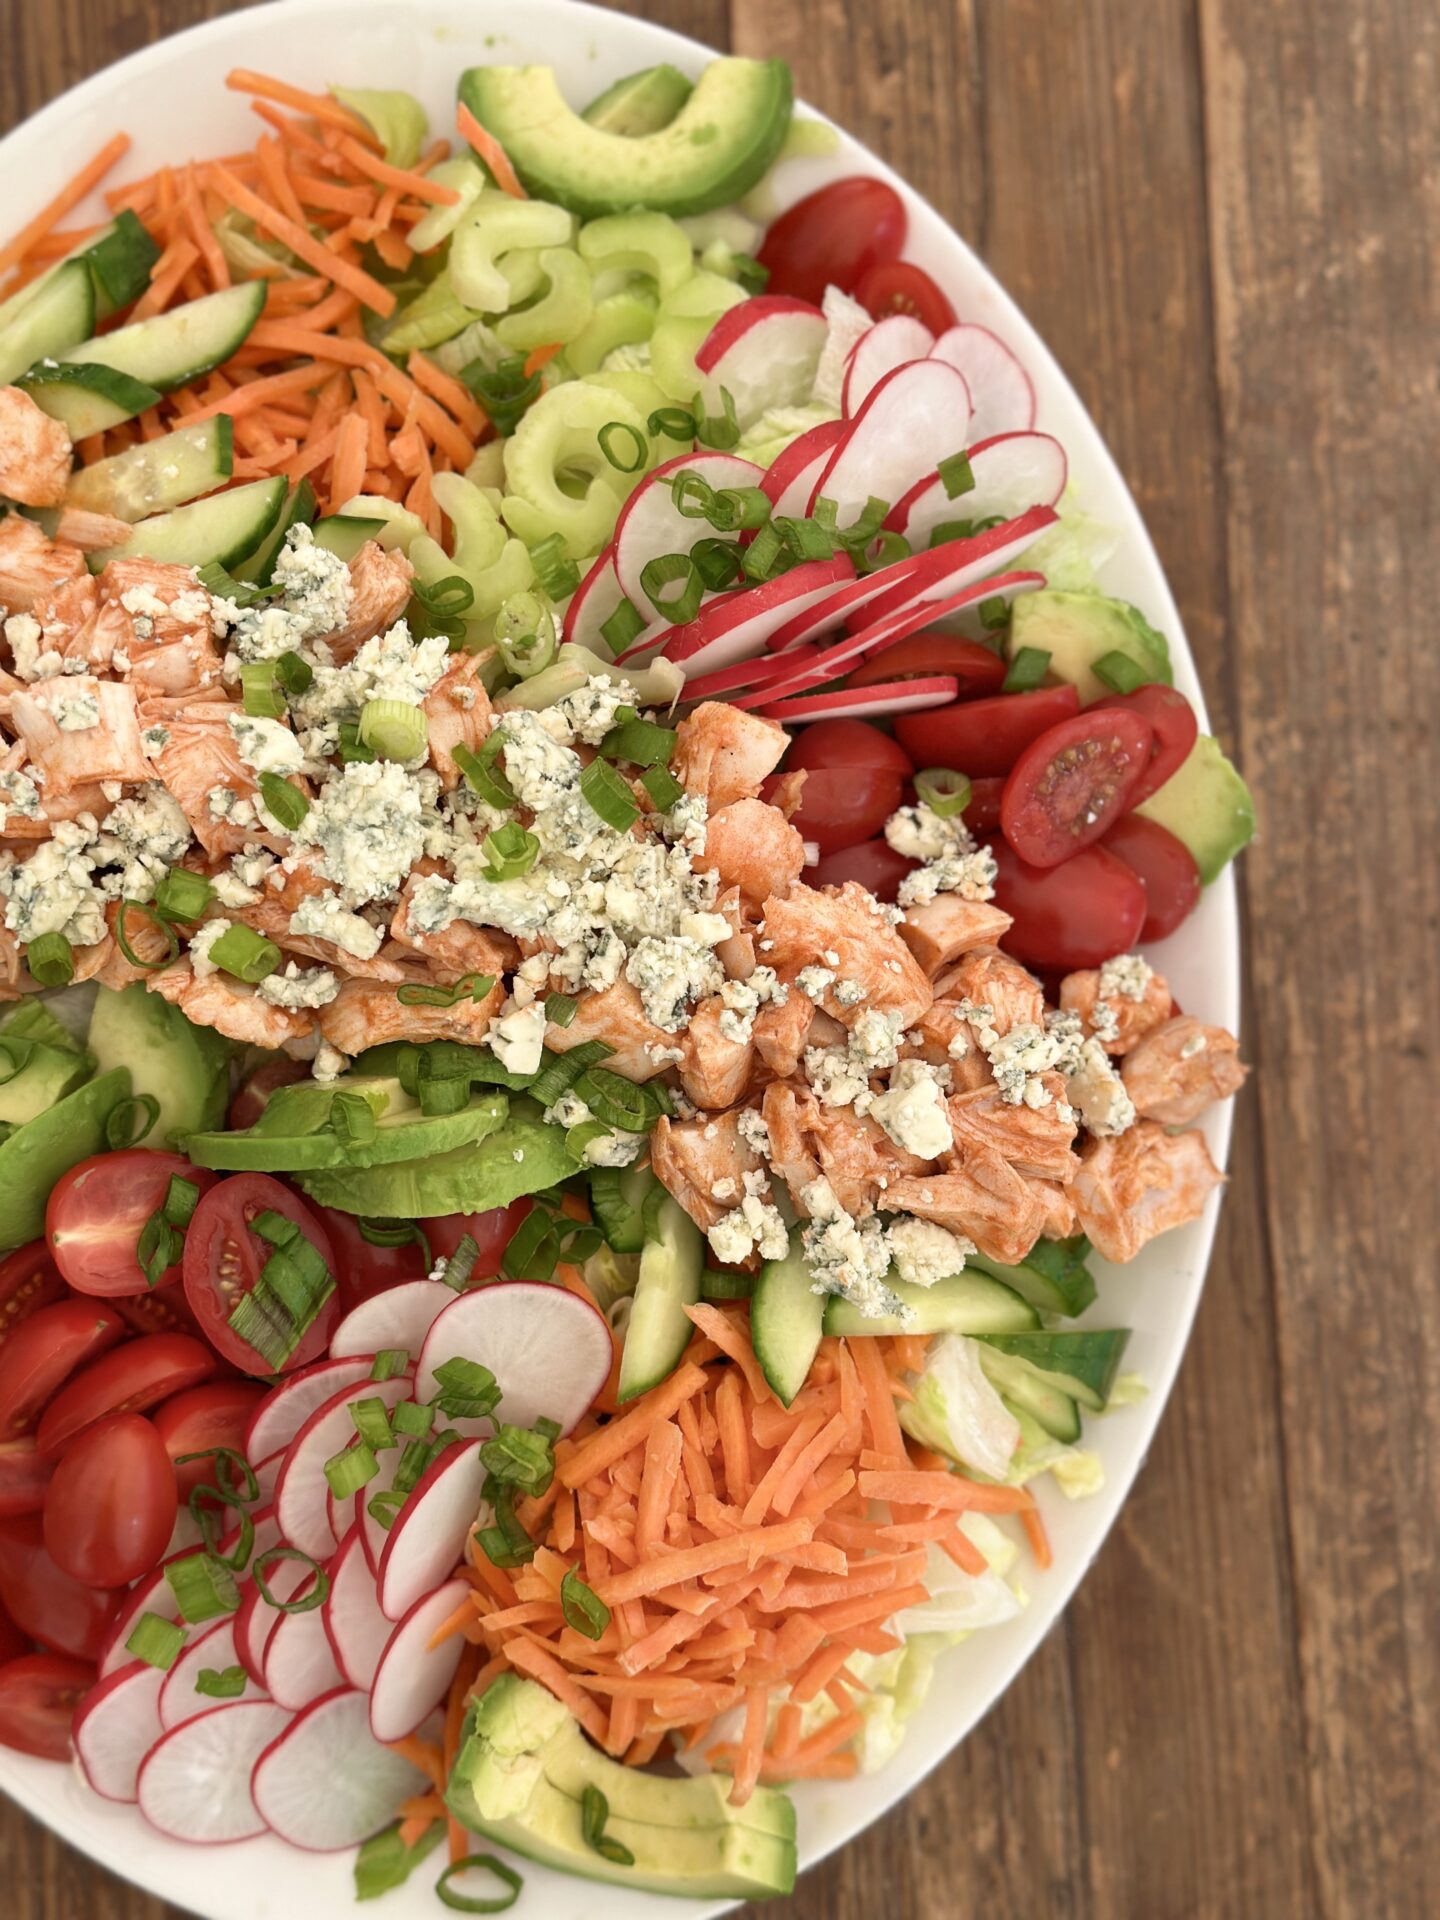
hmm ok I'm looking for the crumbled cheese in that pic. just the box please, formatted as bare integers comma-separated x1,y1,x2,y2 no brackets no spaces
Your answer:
0,820,106,945
543,1090,593,1129
1065,1037,1136,1137
585,1131,644,1168
91,784,192,901
1098,954,1153,1001
849,1008,904,1072
796,965,835,1002
229,713,304,776
0,769,41,832
268,524,353,639
313,1040,348,1083
715,965,784,1045
257,961,338,1010
290,891,384,959
553,676,630,746
140,725,169,757
48,685,100,732
187,918,231,978
869,1059,954,1160
1089,997,1121,1045
4,612,45,680
886,801,997,908
736,1107,771,1157
680,911,732,946
294,760,430,905
625,935,724,1032
834,978,866,1007
800,1177,904,1321
707,1171,789,1265
487,1001,547,1076
804,1044,873,1111
885,1216,975,1288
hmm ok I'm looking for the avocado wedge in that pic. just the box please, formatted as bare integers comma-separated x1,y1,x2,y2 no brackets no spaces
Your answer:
293,1099,576,1217
0,1066,131,1250
185,1080,510,1174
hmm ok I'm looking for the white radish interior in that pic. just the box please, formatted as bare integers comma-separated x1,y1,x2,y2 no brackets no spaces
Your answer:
661,557,855,676
251,1688,426,1853
263,1591,345,1712
377,1439,486,1624
614,451,763,606
160,1619,250,1732
74,1661,166,1804
415,1281,613,1437
368,1577,470,1743
859,504,1057,624
695,297,827,428
323,1528,395,1692
562,544,621,650
275,1374,411,1562
681,641,830,702
842,314,935,415
929,323,1037,441
245,1356,375,1465
137,1699,291,1845
359,1433,406,1577
891,430,1067,547
762,675,961,721
328,1281,455,1363
235,1555,309,1686
762,419,845,517
911,568,1046,641
811,359,974,526
99,1566,181,1679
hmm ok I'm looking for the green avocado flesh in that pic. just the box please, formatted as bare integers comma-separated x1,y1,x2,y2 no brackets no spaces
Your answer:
87,983,229,1149
292,1098,576,1217
184,1079,509,1173
1008,588,1172,705
0,1067,131,1251
1136,732,1256,883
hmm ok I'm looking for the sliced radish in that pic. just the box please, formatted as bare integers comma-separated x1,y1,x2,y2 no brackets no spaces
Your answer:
415,1281,612,1438
137,1699,292,1844
74,1659,166,1803
888,430,1067,548
99,1557,185,1679
252,1687,426,1853
561,543,621,650
763,557,928,654
376,1439,486,1623
358,1433,405,1578
328,1280,456,1364
160,1618,251,1731
369,1577,470,1743
930,324,1036,441
657,557,855,678
164,1505,204,1559
252,1452,283,1501
274,1373,411,1562
854,504,1057,626
263,1584,345,1712
681,641,831,703
731,614,920,711
322,1526,394,1692
235,1553,310,1686
244,1355,376,1466
906,568,1045,641
218,1501,282,1568
762,419,846,518
842,314,935,415
761,675,960,721
613,451,763,606
810,359,973,526
694,295,827,429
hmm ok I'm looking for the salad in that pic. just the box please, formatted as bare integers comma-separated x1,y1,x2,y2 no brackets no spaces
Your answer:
0,49,1254,1912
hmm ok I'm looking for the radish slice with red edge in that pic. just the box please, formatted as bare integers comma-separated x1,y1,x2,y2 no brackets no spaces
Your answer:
252,1686,427,1853
613,450,764,607
857,504,1058,627
887,430,1067,549
137,1699,291,1844
358,1429,405,1578
656,556,855,677
328,1280,455,1363
809,359,973,526
694,295,827,428
274,1372,410,1562
887,569,1045,644
160,1618,250,1731
98,1554,187,1678
251,1452,283,1501
217,1501,281,1569
322,1526,393,1692
760,675,961,722
368,1576,469,1742
235,1552,310,1686
762,418,846,518
681,641,831,703
74,1659,166,1803
244,1354,376,1466
929,323,1037,440
562,543,666,657
414,1280,612,1439
841,314,935,415
376,1438,486,1623
262,1579,345,1712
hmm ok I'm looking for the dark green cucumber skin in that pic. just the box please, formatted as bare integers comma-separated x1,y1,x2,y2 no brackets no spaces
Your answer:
969,1237,1097,1318
979,1329,1131,1410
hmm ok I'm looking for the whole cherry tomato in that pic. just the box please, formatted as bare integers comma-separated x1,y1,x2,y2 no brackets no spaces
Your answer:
757,176,907,305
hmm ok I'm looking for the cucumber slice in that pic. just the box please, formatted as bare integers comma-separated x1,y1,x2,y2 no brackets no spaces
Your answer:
90,476,288,572
823,1271,1040,1340
0,261,95,385
616,1193,703,1402
967,1237,1097,1319
56,282,265,393
589,1164,655,1255
310,513,388,564
1001,1381,1082,1448
234,478,317,585
581,65,694,137
977,1330,1131,1412
751,1228,825,1407
85,211,163,318
65,417,234,520
19,361,163,440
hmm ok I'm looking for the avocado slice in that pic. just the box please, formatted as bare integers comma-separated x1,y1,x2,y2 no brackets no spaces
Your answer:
0,1066,131,1250
581,64,694,137
87,983,229,1150
0,1004,94,1128
1136,732,1256,883
967,1236,1097,1319
186,1079,512,1174
977,1329,1131,1411
1,1001,86,1054
1007,588,1173,705
459,59,793,218
447,1677,797,1899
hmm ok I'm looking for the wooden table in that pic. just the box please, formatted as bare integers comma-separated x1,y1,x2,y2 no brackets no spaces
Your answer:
2,1,1435,1915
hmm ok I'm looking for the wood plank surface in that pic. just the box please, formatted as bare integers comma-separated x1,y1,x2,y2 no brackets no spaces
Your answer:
1,2,1433,1917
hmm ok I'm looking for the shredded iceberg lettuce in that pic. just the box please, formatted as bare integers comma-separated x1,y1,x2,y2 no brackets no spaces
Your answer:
736,399,840,469
896,1332,1021,1481
1021,483,1121,591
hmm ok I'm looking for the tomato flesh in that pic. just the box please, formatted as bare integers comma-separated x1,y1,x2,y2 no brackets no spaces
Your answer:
183,1175,339,1377
761,766,903,857
0,1650,94,1760
35,1333,216,1462
427,1202,533,1280
0,1439,53,1519
0,1514,119,1662
0,1245,67,1357
0,1301,127,1439
151,1381,267,1497
1102,813,1202,941
809,837,917,902
1000,708,1155,868
1090,682,1198,806
854,259,957,332
47,1151,218,1298
313,1206,432,1316
111,1281,203,1340
842,634,1006,695
756,177,906,306
991,838,1148,971
781,717,914,778
0,1599,27,1666
961,775,1006,836
43,1414,176,1589
896,683,1080,777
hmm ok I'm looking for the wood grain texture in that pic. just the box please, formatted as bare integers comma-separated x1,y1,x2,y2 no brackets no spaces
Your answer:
1,1,1433,1916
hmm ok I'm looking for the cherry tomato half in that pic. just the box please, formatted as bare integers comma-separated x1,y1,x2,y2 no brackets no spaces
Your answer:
43,1414,176,1590
1090,683,1198,806
0,1651,95,1760
0,1301,127,1440
312,1206,431,1317
0,1514,119,1662
47,1151,218,1298
111,1281,204,1341
809,837,918,902
0,1599,27,1667
896,683,1080,778
781,717,914,779
761,767,904,857
0,1440,53,1519
151,1381,267,1498
756,176,906,306
1000,708,1155,868
427,1202,534,1280
1102,813,1202,942
0,1245,67,1358
855,259,957,332
991,838,1147,972
228,1057,309,1133
843,634,1007,695
183,1175,339,1378
36,1332,216,1461
961,776,1007,836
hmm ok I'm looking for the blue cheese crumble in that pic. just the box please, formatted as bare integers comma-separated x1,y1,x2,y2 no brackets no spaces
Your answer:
289,891,384,960
886,801,997,908
885,1216,975,1288
293,761,431,905
257,961,338,1010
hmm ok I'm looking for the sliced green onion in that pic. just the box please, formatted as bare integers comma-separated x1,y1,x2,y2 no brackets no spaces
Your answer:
977,593,1011,631
195,560,283,607
239,662,286,719
453,736,516,809
256,772,309,832
692,385,739,450
254,1547,329,1614
579,757,640,832
435,1854,524,1913
358,697,428,762
915,768,973,818
409,573,473,645
928,514,1005,548
598,420,648,473
252,1210,300,1250
733,254,770,293
326,1089,377,1148
581,1784,635,1867
415,1075,470,1117
855,529,910,574
573,1066,658,1133
179,1444,258,1505
598,716,676,768
475,1484,535,1568
640,763,684,812
439,1232,480,1291
774,515,835,563
561,1566,611,1641
839,495,892,550
564,1119,610,1160
337,720,376,764
638,552,703,624
712,485,771,533
494,590,558,678
700,1267,756,1300
391,1436,434,1496
740,520,785,583
166,1551,241,1624
430,1355,500,1421
325,1439,379,1498
189,1482,253,1571
500,1204,561,1281
126,1612,187,1671
463,355,542,437
1091,648,1150,694
105,1093,159,1150
544,992,577,1028
350,1398,396,1450
393,1400,434,1439
354,1820,446,1902
690,536,743,591
527,1037,613,1108
528,533,581,601
116,898,179,972
153,865,213,923
208,922,280,984
479,1424,554,1495
195,1665,247,1699
25,932,74,988
1002,646,1051,693
275,649,313,695
482,822,540,881
647,405,697,441
669,470,715,520
397,972,494,1009
163,1175,201,1229
938,450,975,499
367,1489,406,1531
136,1209,184,1286
599,596,645,657
371,1347,410,1382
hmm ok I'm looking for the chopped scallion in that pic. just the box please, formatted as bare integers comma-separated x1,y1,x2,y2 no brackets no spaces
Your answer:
256,772,309,833
561,1566,611,1641
25,931,74,987
126,1612,187,1671
1002,646,1052,693
1091,648,1150,694
579,757,640,832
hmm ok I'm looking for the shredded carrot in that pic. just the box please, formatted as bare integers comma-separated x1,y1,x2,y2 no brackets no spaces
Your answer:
335,135,460,205
858,1468,1036,1514
226,69,377,141
559,1363,709,1489
208,165,396,315
387,1734,445,1792
0,132,131,282
523,341,564,376
1021,1504,1054,1569
456,102,527,199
